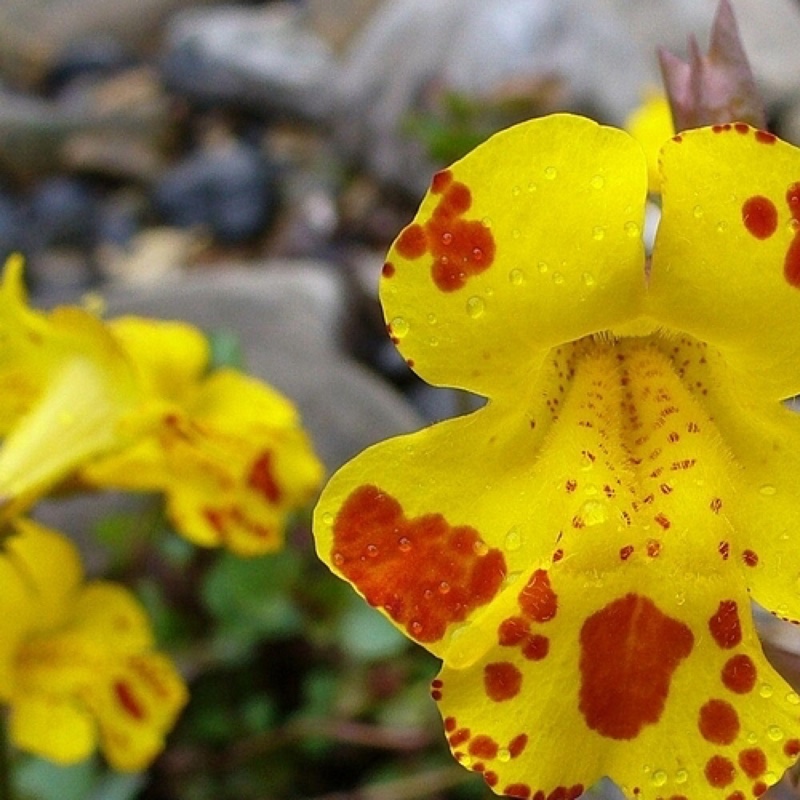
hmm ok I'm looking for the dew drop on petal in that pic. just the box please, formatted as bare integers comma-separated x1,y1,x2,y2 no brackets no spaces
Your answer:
390,317,409,338
760,683,774,698
652,771,668,788
321,512,334,526
591,174,605,189
497,748,511,763
592,226,606,241
759,484,777,496
624,221,641,238
473,540,489,556
512,186,521,197
528,181,538,193
466,296,486,318
693,205,704,219
787,692,800,705
768,726,784,742
504,527,522,551
675,770,688,785
442,232,453,245
333,551,344,566
427,313,437,324
509,269,526,286
429,336,439,347
582,272,596,287
512,228,521,239
537,261,549,274
580,500,608,526
398,536,412,552
552,272,564,285
675,591,686,606
544,166,557,180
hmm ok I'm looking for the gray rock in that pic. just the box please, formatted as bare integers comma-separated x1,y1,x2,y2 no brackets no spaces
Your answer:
160,3,336,120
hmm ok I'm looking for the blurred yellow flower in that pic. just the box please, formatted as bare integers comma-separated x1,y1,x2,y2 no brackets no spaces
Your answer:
625,93,675,192
0,517,187,770
82,317,324,557
314,114,800,799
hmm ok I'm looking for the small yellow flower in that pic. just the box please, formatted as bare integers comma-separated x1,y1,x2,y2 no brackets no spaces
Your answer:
0,517,187,770
314,114,800,799
82,317,324,557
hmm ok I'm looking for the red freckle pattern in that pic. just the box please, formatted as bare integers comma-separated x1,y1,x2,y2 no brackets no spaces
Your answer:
469,734,499,759
518,569,558,622
619,545,634,561
247,452,282,503
742,549,759,567
114,681,146,720
709,601,742,649
755,130,777,145
392,169,496,292
508,733,528,758
784,183,800,288
332,485,506,642
738,748,767,779
741,196,778,240
578,593,694,739
484,662,523,702
721,654,757,694
698,699,740,744
706,755,736,787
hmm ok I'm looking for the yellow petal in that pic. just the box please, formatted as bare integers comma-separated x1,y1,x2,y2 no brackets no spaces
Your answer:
381,113,649,399
435,562,799,800
625,94,674,193
650,124,800,399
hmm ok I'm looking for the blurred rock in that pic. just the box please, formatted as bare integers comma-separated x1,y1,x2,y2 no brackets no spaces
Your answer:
0,186,25,262
152,124,278,245
27,174,99,249
160,3,336,120
306,0,381,53
44,34,134,96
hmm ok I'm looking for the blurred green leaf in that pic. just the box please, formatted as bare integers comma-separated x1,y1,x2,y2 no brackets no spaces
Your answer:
336,597,407,662
207,328,245,370
87,772,145,800
17,756,96,800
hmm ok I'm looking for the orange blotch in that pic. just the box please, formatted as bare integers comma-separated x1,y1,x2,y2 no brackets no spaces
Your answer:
698,699,740,745
247,452,282,503
484,771,499,788
620,545,634,561
444,716,457,732
705,755,736,788
449,728,471,747
742,549,759,567
390,168,495,292
738,748,767,779
469,734,499,760
742,196,778,240
382,261,396,278
578,593,694,740
784,739,800,757
522,634,550,661
709,601,742,649
499,616,529,646
114,681,146,720
784,183,800,288
484,662,523,702
752,781,768,797
332,485,506,642
508,733,529,758
518,569,558,622
727,792,746,800
505,784,532,798
721,654,757,694
755,130,777,145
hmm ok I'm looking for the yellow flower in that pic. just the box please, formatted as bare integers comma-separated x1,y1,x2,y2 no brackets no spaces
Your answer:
313,114,800,799
0,517,187,770
82,317,324,557
625,94,674,193
0,256,139,511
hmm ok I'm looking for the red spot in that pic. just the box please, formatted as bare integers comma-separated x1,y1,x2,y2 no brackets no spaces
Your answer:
727,792,746,800
619,545,634,561
719,541,730,560
430,688,442,700
444,716,456,732
505,784,532,798
114,681,145,720
578,593,694,739
721,654,757,694
518,569,558,622
499,616,529,646
742,549,759,567
711,498,723,513
654,514,671,530
484,771,499,788
469,735,499,760
698,699,740,744
752,781,768,797
449,728,470,747
333,486,506,642
784,183,800,288
742,196,778,240
646,539,662,557
552,548,564,563
508,733,528,758
391,171,495,291
738,748,767,779
755,130,777,145
484,662,523,702
713,124,732,133
522,634,550,661
395,224,427,259
382,261,396,278
709,600,742,649
735,123,750,134
673,134,683,143
784,739,800,757
248,452,282,503
705,755,736,788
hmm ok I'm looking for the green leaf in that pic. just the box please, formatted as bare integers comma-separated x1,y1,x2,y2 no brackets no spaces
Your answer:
17,756,96,800
207,329,245,370
336,597,407,662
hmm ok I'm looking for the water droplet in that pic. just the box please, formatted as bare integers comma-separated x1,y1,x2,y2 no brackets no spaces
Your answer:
552,272,564,285
747,731,759,744
473,540,489,556
512,228,521,239
497,748,511,763
429,336,440,347
509,268,526,286
580,500,608,526
410,620,423,636
624,221,641,238
592,226,606,241
390,317,409,338
398,537,412,552
582,272,596,287
442,232,453,245
759,484,777,496
512,186,521,197
504,527,522,551
777,603,789,616
482,216,493,227
473,248,485,262
675,591,686,606
760,683,774,698
457,754,473,767
528,181,538,192
321,512,334,525
693,205,704,219
537,261,549,274
427,313,437,324
503,570,522,587
787,691,800,705
591,174,605,189
366,544,379,558
768,725,784,742
675,770,688,785
544,166,558,180
651,771,667,788
438,581,451,595
716,221,729,233
332,551,344,566
466,296,486,318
